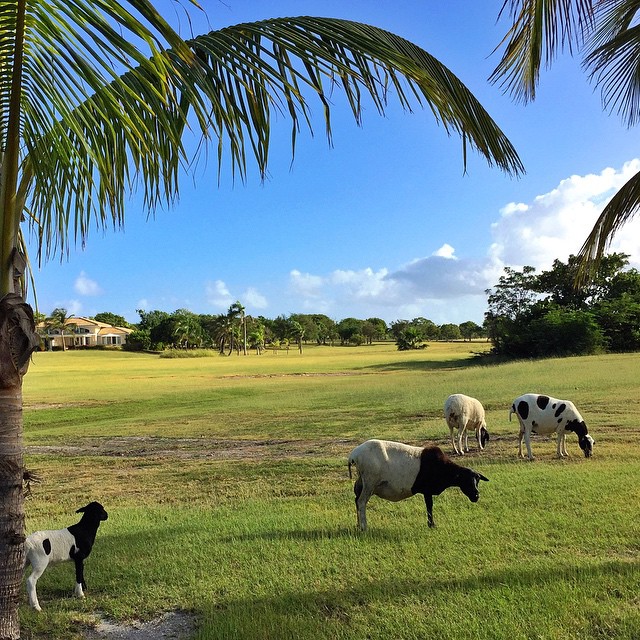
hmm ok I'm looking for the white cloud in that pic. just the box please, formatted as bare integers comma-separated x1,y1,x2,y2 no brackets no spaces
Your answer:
66,299,83,316
489,159,640,271
74,271,102,296
243,287,268,310
281,159,640,324
205,280,267,313
205,279,233,309
432,243,457,259
289,270,325,297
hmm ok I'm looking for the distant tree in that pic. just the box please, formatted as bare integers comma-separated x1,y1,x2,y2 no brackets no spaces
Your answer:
172,311,203,349
336,318,365,345
290,314,319,344
288,319,305,354
486,254,640,357
45,308,75,351
248,324,266,355
363,317,388,343
412,317,439,341
459,321,484,341
394,326,427,351
228,301,247,355
311,314,338,345
94,312,128,327
123,329,151,352
439,323,462,341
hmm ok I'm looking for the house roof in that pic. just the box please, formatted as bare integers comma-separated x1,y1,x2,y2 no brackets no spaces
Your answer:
37,316,133,335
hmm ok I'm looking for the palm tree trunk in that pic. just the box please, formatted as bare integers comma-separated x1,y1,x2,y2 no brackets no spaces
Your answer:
0,295,39,640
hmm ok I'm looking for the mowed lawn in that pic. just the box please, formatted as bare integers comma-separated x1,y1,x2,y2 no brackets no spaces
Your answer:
19,344,640,639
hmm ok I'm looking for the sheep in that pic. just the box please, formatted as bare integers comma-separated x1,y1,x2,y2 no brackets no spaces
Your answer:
347,439,489,531
509,393,595,460
444,393,490,455
24,501,108,611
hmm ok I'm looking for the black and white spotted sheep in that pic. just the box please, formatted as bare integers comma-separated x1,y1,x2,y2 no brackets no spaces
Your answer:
509,393,594,460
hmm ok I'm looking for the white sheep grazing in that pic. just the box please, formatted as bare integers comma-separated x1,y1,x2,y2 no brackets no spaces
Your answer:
24,501,108,611
347,439,488,531
444,393,489,455
510,393,595,460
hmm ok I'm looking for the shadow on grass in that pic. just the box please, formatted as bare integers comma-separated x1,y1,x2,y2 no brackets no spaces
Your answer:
196,559,638,639
359,352,502,373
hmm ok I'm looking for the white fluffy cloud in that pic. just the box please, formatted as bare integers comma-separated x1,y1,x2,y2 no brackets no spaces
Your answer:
74,271,102,296
490,159,640,271
285,159,640,323
205,280,267,312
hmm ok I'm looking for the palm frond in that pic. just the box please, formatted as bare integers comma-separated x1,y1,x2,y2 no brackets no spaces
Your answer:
490,0,595,101
20,13,524,264
584,0,640,126
576,168,640,283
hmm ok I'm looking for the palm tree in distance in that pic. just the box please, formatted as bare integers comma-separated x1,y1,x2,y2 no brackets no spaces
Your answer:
491,0,640,282
0,2,525,637
44,307,75,351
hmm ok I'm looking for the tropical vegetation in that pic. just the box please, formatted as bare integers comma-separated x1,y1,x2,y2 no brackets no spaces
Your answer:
0,3,525,636
491,0,640,279
485,252,640,357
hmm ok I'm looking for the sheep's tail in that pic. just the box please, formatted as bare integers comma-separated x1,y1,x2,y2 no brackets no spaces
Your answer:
348,458,355,479
508,405,515,422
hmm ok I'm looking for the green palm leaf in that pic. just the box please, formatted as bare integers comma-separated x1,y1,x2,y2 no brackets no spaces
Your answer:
7,11,525,268
576,167,640,282
490,0,594,101
584,0,640,126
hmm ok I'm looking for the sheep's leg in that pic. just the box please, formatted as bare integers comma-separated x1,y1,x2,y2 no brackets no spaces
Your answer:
558,433,568,457
423,494,435,528
26,558,48,611
72,555,87,598
353,476,373,532
524,430,534,460
463,428,470,453
449,426,459,455
518,428,525,458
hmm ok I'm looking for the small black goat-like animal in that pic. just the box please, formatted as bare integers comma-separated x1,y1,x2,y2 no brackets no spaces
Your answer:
25,501,108,611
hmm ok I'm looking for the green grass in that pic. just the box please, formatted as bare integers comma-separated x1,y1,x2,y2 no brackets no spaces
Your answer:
19,344,640,639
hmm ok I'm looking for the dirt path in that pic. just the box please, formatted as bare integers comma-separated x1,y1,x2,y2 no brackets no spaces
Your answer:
83,611,197,640
26,435,357,461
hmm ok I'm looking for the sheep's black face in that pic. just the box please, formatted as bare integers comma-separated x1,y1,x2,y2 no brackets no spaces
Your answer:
480,427,490,448
458,471,489,503
77,501,109,521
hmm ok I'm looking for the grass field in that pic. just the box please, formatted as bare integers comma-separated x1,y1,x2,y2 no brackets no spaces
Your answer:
19,343,640,639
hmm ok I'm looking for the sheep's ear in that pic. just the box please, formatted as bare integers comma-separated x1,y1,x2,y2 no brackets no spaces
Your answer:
76,505,87,514
476,473,489,482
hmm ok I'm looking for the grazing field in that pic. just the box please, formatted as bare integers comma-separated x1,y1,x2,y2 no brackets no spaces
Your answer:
20,344,640,640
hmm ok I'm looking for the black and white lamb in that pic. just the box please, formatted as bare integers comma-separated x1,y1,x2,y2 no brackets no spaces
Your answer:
24,501,108,611
348,439,489,531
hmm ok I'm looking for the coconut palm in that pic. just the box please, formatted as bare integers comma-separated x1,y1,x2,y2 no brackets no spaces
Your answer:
0,2,525,636
44,307,75,351
491,0,640,281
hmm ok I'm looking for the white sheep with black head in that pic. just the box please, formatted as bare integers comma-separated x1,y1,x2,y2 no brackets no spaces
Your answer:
347,439,488,531
510,393,595,460
24,501,108,611
444,393,489,455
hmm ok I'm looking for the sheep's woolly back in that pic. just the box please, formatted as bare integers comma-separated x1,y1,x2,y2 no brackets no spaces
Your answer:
444,394,485,426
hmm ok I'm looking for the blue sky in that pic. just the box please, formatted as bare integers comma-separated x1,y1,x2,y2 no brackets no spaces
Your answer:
27,1,640,325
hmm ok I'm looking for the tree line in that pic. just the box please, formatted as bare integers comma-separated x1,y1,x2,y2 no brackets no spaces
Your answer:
485,253,640,358
120,308,486,354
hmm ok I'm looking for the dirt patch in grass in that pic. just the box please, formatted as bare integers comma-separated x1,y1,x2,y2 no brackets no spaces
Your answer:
84,610,197,640
26,436,357,461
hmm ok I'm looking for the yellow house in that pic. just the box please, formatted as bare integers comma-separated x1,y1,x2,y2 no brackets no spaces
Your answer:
39,317,133,348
